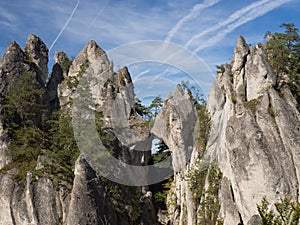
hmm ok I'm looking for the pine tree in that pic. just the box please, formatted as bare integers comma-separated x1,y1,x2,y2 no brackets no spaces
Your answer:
264,23,300,107
0,71,46,180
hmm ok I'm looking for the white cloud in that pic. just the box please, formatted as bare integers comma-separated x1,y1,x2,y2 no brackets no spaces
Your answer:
0,6,17,29
49,0,81,51
165,0,221,43
193,0,294,53
185,0,272,48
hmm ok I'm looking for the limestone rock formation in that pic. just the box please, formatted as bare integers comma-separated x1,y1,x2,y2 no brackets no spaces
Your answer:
152,85,198,225
0,36,46,169
66,155,117,225
0,170,71,225
0,35,157,225
207,36,300,224
1,33,300,225
24,34,49,82
152,35,300,225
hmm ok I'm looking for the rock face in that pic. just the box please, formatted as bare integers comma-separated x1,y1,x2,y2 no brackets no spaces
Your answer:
0,36,46,169
206,36,300,224
152,35,300,225
0,171,71,225
0,35,157,225
152,85,198,225
45,52,65,112
0,33,300,225
66,155,117,225
24,34,49,82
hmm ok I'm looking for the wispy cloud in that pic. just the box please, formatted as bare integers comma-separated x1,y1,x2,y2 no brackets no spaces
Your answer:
192,0,294,53
49,0,81,52
185,0,272,48
0,6,17,29
165,0,221,43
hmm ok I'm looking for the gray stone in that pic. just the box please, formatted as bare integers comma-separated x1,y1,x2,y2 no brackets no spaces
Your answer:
24,34,49,82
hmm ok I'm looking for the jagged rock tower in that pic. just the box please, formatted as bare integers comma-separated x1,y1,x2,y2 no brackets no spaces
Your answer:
0,34,299,225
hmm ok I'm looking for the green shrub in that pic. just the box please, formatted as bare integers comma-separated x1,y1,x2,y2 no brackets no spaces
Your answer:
257,196,300,225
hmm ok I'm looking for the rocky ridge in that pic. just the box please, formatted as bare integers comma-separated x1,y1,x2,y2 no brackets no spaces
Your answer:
0,35,156,225
0,33,299,225
149,36,300,225
206,36,300,225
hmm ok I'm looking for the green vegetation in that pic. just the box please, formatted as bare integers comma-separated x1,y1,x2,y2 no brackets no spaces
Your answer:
180,81,223,224
46,110,80,179
216,64,225,74
133,97,150,118
133,95,163,121
243,97,262,114
101,179,143,223
264,23,300,110
153,177,173,205
186,164,223,225
66,59,89,89
198,165,223,225
0,63,91,182
60,55,73,73
148,96,163,118
257,196,300,225
151,139,170,165
186,162,209,204
0,72,47,180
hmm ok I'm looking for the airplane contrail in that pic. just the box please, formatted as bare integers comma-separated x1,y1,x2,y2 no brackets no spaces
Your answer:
89,0,110,27
165,0,221,43
192,0,294,53
185,0,272,48
49,0,81,52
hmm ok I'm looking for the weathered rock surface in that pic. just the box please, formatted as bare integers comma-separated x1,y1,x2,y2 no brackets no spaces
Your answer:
1,33,300,225
152,35,300,225
0,35,46,169
152,85,198,225
57,39,151,173
0,171,70,225
45,51,67,112
0,121,9,170
66,155,117,225
24,34,49,82
0,35,157,225
0,41,31,95
206,36,300,224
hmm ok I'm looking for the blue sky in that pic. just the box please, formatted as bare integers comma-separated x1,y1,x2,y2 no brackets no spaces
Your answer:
1,0,300,102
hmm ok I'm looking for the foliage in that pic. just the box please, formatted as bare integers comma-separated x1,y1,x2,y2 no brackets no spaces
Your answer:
153,177,174,205
133,97,150,119
216,64,225,74
186,162,208,204
1,71,45,132
0,71,47,180
101,178,143,223
151,139,170,165
95,111,115,155
60,55,73,73
257,196,300,225
186,164,223,225
244,98,261,114
198,165,223,225
66,59,89,89
148,96,163,118
264,23,300,109
47,110,80,170
133,96,163,121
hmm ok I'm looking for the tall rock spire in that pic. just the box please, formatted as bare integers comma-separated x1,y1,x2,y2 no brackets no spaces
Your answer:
24,34,49,81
